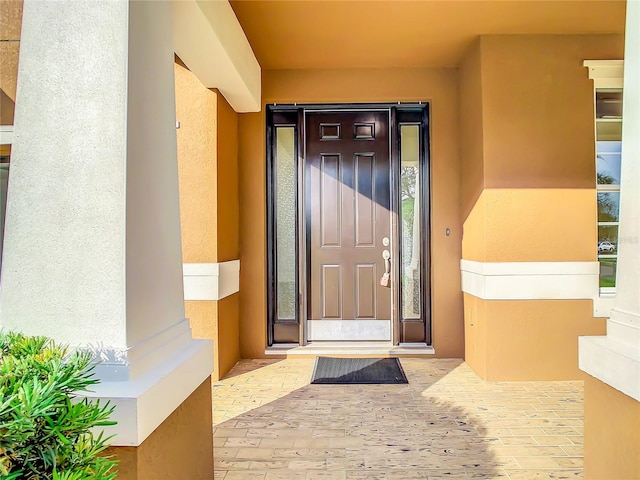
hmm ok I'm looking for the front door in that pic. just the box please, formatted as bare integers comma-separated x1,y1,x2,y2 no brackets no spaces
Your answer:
305,111,392,341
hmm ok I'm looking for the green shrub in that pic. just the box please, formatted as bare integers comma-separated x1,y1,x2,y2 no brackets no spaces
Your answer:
0,331,118,479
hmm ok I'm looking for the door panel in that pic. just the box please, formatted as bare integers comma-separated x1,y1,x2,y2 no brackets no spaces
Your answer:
306,111,391,341
355,264,376,318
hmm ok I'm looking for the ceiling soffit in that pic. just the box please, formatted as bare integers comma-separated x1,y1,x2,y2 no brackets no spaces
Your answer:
230,0,626,70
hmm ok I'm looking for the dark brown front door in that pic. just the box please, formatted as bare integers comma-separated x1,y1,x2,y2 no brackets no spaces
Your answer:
306,111,392,341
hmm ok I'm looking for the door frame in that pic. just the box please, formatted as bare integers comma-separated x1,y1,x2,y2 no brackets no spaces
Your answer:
266,103,431,346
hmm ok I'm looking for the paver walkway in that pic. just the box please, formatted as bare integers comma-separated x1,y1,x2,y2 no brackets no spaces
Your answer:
212,358,584,479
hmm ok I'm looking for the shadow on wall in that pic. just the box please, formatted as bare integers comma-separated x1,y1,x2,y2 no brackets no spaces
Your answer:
213,359,500,478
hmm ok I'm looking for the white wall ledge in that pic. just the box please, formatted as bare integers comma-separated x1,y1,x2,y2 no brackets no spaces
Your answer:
579,335,640,401
461,259,599,300
183,260,240,301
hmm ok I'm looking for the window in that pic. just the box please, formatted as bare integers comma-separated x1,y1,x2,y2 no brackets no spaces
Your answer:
595,90,622,291
585,60,623,294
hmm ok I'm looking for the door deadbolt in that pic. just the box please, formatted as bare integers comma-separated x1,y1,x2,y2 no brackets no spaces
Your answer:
382,236,390,247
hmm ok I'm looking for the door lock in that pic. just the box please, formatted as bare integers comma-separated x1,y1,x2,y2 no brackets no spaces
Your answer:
382,236,390,247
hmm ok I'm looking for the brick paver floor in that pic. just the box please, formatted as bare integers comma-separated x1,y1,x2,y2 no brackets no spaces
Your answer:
212,358,584,479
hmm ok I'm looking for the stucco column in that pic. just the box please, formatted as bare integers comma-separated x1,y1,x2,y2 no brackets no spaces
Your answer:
0,0,213,449
579,0,640,402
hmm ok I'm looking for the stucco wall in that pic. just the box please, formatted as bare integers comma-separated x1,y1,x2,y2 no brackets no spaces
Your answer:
175,60,218,264
215,91,240,263
459,34,622,380
584,375,640,479
459,38,485,222
105,378,214,480
238,67,464,358
175,61,240,380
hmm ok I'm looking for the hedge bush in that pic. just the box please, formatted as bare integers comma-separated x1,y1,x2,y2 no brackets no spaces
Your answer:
0,331,118,479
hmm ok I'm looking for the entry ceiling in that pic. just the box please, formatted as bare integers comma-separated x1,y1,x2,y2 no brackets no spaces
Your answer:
229,0,626,70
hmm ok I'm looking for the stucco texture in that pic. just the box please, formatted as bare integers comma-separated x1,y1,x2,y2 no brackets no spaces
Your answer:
239,67,463,359
584,375,640,480
460,34,624,263
466,297,605,380
175,60,217,264
459,34,623,380
175,61,241,380
105,378,214,480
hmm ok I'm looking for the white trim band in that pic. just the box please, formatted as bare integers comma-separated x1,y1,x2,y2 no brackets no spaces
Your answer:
0,126,13,145
460,259,599,300
183,260,240,301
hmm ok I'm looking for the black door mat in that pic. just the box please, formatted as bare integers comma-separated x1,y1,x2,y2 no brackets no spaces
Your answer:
310,357,408,384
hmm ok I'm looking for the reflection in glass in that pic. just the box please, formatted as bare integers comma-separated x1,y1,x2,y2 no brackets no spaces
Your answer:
597,192,620,223
596,90,623,119
0,144,10,273
595,89,623,142
598,258,617,288
597,225,618,251
595,89,622,292
275,127,296,320
400,125,420,319
596,142,622,185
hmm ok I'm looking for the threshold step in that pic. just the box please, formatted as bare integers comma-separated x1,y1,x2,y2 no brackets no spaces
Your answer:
265,342,435,357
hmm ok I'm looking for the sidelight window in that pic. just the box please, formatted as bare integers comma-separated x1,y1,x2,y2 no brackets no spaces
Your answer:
595,89,622,292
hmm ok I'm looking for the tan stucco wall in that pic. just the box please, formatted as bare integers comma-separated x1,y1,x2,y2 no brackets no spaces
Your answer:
0,0,21,125
105,378,214,480
459,38,485,222
239,67,463,358
464,188,597,263
465,295,605,381
218,293,240,376
175,62,240,380
463,293,487,379
480,35,623,190
485,300,603,380
215,91,239,263
584,376,640,480
459,34,622,380
461,34,624,263
175,61,217,263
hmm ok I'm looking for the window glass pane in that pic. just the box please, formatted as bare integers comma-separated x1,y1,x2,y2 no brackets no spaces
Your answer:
596,89,623,142
597,192,620,223
0,145,10,273
400,125,420,319
598,258,617,288
596,142,621,185
597,225,618,254
596,90,623,119
275,127,296,319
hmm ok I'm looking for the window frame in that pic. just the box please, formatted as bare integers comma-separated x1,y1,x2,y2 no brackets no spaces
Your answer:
585,61,624,295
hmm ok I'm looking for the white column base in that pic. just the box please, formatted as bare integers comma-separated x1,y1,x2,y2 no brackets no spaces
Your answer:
579,334,640,401
84,337,213,446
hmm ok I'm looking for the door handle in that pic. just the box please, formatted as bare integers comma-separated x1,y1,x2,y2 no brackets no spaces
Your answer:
380,249,391,287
